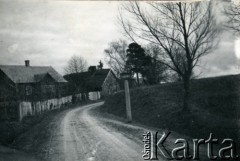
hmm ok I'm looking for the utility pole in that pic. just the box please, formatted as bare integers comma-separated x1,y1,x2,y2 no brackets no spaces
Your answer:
121,73,132,123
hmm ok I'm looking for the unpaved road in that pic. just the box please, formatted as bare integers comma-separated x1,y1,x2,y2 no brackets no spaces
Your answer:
0,102,212,161
45,102,145,161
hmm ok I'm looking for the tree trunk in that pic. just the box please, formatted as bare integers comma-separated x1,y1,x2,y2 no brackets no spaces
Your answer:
183,77,190,112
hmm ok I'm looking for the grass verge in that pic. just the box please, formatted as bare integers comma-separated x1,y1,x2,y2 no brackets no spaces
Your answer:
101,75,240,140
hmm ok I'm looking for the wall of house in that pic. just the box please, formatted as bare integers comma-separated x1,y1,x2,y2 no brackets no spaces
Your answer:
0,70,19,121
89,92,100,101
18,95,72,121
0,70,16,102
101,71,120,98
17,83,37,101
17,81,67,102
119,78,137,90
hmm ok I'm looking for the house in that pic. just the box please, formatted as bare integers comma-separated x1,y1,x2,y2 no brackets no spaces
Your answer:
0,60,70,121
64,67,120,101
119,78,137,90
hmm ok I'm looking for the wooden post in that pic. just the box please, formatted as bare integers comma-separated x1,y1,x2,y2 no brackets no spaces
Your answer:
124,80,132,123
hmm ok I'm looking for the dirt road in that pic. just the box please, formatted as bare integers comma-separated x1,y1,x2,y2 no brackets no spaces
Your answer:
0,102,211,161
44,102,144,161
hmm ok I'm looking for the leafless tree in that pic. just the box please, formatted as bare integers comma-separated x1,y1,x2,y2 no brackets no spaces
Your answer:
225,1,240,35
64,55,88,74
104,39,128,76
119,1,219,111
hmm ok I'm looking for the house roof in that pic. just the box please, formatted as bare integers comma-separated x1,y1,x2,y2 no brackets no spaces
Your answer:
0,65,67,83
89,69,111,89
64,69,115,91
34,73,55,82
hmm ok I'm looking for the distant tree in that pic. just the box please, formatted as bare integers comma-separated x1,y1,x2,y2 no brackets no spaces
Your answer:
97,60,103,70
126,43,151,86
64,55,88,74
104,39,128,76
225,1,240,35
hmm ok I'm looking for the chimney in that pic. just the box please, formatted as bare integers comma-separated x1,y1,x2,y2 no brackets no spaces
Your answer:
88,66,97,74
25,60,30,67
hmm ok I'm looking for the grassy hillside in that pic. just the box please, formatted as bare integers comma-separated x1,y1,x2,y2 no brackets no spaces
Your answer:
101,74,240,139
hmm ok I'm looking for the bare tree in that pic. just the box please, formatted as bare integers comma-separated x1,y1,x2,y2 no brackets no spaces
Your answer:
119,1,219,111
225,1,240,35
64,55,88,74
104,39,128,76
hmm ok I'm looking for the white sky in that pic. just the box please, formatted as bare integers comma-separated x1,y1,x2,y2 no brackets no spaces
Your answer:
0,0,239,78
0,1,122,74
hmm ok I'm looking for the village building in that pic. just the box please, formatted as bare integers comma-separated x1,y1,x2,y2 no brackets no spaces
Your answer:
0,60,71,121
64,66,120,101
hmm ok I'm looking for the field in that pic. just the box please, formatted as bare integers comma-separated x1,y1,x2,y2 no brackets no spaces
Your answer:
101,74,240,139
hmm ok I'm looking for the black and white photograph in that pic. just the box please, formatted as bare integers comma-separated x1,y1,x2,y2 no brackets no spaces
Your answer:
0,0,240,160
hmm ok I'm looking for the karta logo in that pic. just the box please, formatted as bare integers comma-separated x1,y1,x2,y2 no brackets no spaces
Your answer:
142,132,239,160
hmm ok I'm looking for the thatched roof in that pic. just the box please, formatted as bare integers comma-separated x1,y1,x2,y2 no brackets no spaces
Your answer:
0,65,67,83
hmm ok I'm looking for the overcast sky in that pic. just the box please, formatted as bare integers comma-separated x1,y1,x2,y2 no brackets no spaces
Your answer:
0,0,239,78
0,1,122,74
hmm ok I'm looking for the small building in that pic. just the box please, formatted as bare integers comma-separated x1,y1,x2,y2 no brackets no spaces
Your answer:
0,60,69,121
64,67,120,101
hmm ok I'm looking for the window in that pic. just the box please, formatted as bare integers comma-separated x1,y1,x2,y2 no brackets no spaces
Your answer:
25,85,32,95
